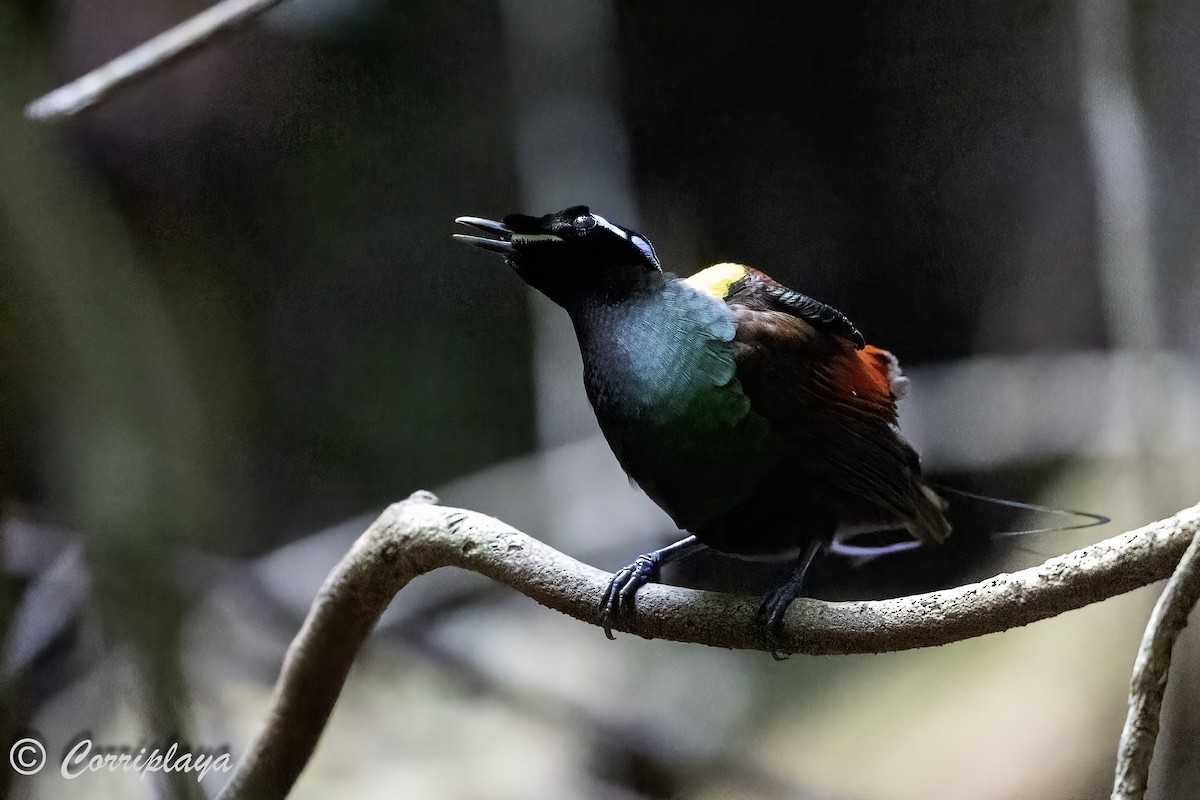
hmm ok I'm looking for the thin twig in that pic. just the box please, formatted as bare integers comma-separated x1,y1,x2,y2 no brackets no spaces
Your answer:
1111,526,1200,800
25,0,286,121
217,493,1200,800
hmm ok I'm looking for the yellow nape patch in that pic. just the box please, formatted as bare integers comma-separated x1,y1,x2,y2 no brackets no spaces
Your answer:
684,262,748,300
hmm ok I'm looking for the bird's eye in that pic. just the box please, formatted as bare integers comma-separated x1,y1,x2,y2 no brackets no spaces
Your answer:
573,214,597,231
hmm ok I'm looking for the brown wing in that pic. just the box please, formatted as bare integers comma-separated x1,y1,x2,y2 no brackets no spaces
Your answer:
735,266,865,347
725,275,950,543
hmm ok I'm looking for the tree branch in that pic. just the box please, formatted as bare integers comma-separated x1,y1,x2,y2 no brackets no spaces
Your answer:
217,492,1200,800
1111,523,1200,800
25,0,285,121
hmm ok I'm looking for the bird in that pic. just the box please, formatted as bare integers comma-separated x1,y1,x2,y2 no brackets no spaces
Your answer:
454,205,952,655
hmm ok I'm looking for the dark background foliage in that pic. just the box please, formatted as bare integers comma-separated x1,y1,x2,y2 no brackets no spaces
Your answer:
1,1,1197,798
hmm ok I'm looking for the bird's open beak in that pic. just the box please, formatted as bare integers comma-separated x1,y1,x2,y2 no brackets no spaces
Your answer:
454,216,515,255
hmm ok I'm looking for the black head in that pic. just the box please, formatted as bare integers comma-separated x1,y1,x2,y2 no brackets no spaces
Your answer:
454,206,662,307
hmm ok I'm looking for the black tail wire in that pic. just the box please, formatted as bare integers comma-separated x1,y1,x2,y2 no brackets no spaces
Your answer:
932,484,1110,536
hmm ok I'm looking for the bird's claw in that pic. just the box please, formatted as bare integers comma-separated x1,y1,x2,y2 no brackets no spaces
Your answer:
600,553,661,639
756,583,798,660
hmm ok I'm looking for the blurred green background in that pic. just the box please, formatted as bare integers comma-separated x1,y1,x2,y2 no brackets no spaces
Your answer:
2,1,1198,798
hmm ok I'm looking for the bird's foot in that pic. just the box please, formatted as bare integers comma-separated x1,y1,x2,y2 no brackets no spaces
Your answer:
755,580,802,660
600,553,662,639
756,539,825,660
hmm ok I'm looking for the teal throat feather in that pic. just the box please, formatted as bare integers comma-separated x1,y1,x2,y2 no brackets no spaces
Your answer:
570,277,778,529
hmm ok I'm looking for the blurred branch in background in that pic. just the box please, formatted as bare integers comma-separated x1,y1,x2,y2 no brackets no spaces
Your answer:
1079,0,1161,353
1078,0,1178,509
900,351,1200,471
498,0,639,447
25,0,286,120
2,19,217,799
392,623,814,800
217,492,1199,800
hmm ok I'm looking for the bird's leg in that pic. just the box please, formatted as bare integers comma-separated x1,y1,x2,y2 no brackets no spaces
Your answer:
756,539,826,660
600,535,705,639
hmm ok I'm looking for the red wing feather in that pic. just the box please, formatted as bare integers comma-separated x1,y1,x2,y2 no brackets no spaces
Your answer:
728,302,949,543
837,345,893,401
